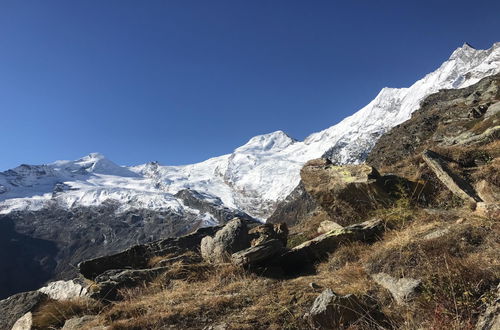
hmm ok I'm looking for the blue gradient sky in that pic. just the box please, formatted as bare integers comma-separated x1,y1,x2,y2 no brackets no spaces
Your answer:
1,1,499,170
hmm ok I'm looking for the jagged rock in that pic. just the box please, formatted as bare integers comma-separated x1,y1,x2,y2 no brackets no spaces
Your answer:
317,221,343,234
301,159,390,225
475,284,500,330
11,312,32,330
422,150,482,204
0,291,47,329
200,218,251,263
91,267,169,301
279,219,384,270
231,239,285,267
62,315,105,330
475,202,500,219
248,223,288,247
371,273,421,304
38,280,88,301
305,289,370,329
79,226,220,280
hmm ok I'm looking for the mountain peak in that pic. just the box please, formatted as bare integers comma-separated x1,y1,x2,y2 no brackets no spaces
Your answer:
235,130,297,153
450,42,478,60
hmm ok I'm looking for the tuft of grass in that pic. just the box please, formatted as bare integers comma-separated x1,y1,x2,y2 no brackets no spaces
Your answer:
31,298,104,329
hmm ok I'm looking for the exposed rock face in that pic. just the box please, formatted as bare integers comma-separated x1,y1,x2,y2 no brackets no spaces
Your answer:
300,159,390,225
174,189,254,224
305,289,370,329
371,273,422,304
38,280,88,301
0,203,221,298
422,150,482,204
367,74,500,168
200,218,251,263
0,291,47,329
79,225,220,280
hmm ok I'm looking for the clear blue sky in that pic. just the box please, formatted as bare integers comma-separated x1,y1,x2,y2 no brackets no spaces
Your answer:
1,1,499,170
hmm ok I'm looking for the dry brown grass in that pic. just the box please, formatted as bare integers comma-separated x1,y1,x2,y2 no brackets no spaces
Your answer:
31,298,104,329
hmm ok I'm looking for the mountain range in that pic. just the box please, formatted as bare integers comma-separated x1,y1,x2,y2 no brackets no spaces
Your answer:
2,43,499,222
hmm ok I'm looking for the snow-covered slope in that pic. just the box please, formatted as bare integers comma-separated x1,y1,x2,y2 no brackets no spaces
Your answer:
1,43,499,220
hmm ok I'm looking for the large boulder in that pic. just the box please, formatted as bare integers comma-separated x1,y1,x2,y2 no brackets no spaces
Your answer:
305,289,370,329
0,291,47,329
200,218,251,263
300,159,391,225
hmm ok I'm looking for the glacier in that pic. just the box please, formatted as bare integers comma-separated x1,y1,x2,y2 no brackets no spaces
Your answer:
1,42,499,220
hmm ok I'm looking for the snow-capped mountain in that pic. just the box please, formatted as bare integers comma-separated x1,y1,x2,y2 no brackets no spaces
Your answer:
1,42,499,220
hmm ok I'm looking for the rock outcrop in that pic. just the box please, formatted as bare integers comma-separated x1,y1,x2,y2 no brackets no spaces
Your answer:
38,280,88,301
200,218,251,263
300,159,426,225
79,225,220,280
0,291,47,329
367,73,500,168
231,239,286,268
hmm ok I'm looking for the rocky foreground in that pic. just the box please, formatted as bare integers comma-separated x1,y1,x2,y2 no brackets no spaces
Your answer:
1,75,500,329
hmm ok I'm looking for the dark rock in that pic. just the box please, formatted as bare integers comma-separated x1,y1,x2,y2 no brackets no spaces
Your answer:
0,290,48,329
79,225,220,280
231,239,285,267
91,267,169,301
175,189,254,224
